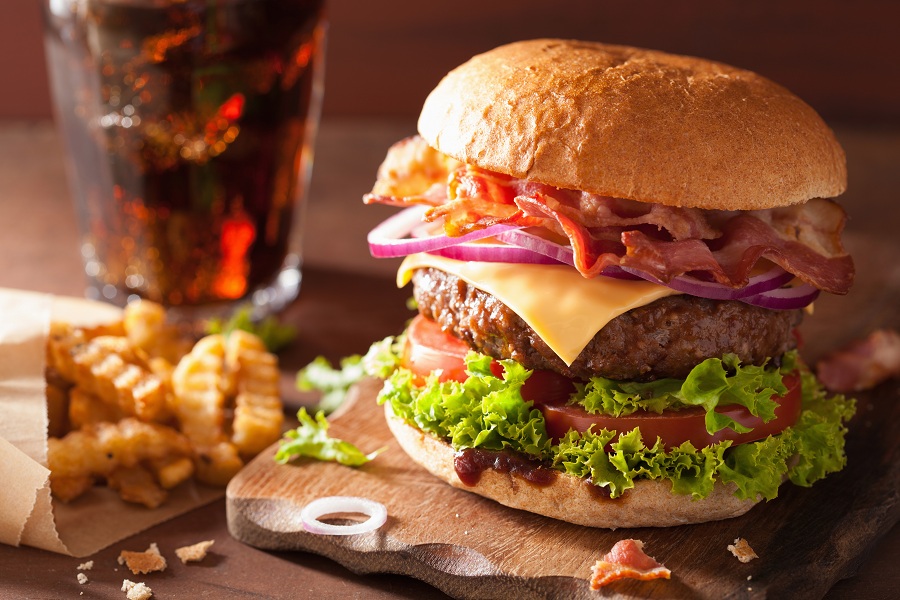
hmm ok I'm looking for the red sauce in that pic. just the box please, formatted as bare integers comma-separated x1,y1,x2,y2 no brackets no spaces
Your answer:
453,448,558,487
584,478,613,500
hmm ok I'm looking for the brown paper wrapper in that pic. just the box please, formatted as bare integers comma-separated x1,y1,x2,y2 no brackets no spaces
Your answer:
0,288,222,557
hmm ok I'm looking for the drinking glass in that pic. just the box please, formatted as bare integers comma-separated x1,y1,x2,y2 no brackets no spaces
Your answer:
43,0,327,320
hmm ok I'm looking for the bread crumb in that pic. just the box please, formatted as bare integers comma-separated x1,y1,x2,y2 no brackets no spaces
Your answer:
118,542,167,574
76,573,88,584
77,560,94,571
121,579,153,600
728,538,759,563
175,540,215,564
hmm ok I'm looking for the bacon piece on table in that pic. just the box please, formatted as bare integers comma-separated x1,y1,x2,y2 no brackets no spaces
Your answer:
589,539,671,590
817,329,900,392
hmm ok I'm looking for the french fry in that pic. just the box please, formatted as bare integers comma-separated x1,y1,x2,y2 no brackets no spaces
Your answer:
46,303,288,504
146,356,176,389
69,336,168,422
171,335,246,485
68,386,124,428
46,322,86,382
123,299,192,364
194,441,244,487
147,456,195,490
171,335,228,446
108,465,167,509
48,418,192,503
123,300,167,351
50,475,95,503
225,331,284,456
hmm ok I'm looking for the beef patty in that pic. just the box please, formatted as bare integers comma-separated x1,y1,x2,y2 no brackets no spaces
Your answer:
411,267,802,381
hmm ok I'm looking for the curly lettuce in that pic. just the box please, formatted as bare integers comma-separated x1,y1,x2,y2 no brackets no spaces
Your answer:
297,354,367,414
367,341,855,501
275,408,383,466
578,352,798,435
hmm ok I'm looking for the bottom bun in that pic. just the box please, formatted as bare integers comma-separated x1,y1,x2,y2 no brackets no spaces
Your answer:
385,403,760,528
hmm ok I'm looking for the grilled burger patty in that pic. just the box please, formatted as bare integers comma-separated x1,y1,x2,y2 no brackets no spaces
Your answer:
411,267,803,381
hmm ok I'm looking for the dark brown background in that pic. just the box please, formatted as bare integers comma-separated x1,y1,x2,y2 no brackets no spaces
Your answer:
3,0,900,124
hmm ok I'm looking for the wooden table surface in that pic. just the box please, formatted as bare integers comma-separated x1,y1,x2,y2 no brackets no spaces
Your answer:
0,119,896,599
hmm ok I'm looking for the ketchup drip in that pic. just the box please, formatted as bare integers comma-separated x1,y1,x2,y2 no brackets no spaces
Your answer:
453,448,558,487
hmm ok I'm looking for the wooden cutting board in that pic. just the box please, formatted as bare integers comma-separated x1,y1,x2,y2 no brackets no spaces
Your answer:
227,372,899,600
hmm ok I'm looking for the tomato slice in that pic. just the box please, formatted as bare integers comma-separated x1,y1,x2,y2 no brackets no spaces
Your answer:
402,315,471,383
402,315,574,404
402,315,801,449
539,373,801,449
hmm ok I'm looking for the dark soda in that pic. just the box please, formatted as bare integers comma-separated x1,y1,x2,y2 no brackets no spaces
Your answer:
43,0,326,311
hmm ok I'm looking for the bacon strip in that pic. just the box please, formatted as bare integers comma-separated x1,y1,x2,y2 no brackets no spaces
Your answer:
817,329,900,392
590,539,671,589
363,136,459,206
619,212,855,293
364,136,854,294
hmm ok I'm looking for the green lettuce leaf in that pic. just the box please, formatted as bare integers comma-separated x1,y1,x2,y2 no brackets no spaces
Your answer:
297,355,366,414
275,408,383,466
362,335,404,380
377,353,551,459
554,427,729,499
370,341,855,502
577,353,790,435
205,304,296,352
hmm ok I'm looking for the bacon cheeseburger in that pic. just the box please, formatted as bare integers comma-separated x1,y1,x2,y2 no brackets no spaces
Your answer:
362,39,856,527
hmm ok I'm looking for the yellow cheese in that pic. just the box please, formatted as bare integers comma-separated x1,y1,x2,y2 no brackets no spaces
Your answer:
397,254,679,366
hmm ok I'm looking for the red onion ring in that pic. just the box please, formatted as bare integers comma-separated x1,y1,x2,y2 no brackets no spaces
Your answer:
367,209,818,309
500,229,795,298
739,283,821,310
618,265,796,300
429,242,564,265
367,206,522,258
495,229,576,266
300,496,387,536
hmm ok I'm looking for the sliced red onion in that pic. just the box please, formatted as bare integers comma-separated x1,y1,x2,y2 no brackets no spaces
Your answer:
367,210,818,308
300,496,387,536
429,242,564,264
619,265,795,300
495,229,576,266
739,283,821,310
367,205,522,258
499,228,795,295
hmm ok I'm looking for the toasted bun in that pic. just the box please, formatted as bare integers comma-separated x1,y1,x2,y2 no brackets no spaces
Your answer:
418,39,846,211
385,403,759,528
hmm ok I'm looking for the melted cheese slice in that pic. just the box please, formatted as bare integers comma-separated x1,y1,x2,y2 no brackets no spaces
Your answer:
397,254,679,366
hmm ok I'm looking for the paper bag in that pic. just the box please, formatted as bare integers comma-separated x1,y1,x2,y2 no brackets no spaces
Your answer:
0,288,222,557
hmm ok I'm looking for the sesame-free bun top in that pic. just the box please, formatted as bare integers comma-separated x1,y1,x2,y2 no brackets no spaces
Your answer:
417,39,847,211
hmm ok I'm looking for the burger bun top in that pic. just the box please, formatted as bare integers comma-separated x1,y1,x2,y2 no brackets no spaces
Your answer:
417,39,846,211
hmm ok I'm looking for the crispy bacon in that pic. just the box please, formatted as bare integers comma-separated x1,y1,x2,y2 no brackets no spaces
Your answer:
817,329,900,392
364,136,854,294
363,136,459,206
590,539,671,589
619,211,855,293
